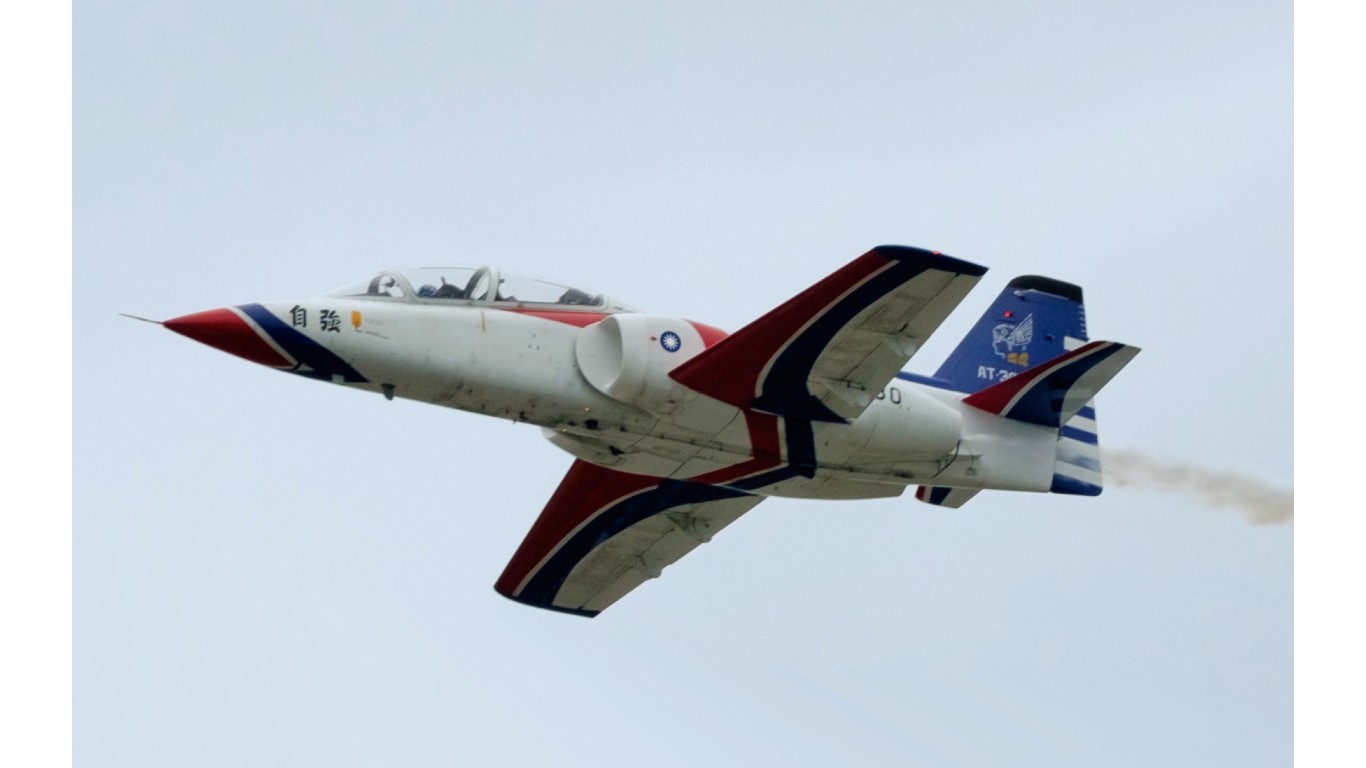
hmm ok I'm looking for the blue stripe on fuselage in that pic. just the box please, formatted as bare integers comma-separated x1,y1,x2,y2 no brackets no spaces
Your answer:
239,304,368,384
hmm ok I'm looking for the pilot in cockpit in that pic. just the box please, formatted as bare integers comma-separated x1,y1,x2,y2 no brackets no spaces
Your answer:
558,287,596,305
424,277,465,299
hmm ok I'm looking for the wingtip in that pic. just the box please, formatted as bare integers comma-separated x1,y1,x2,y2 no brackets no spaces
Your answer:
869,245,988,277
492,586,600,618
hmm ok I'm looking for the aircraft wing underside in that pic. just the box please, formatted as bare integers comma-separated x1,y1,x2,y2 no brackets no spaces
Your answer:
496,460,765,616
670,245,987,423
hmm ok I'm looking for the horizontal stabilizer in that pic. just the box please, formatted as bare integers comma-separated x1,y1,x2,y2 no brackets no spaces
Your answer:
962,341,1139,428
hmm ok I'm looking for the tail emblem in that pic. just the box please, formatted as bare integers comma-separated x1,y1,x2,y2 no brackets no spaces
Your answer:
992,314,1034,367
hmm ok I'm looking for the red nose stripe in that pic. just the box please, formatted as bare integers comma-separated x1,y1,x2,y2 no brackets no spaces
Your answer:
164,308,292,367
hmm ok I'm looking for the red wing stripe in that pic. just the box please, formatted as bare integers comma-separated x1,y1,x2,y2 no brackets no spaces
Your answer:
495,461,659,596
499,411,786,598
691,411,784,485
668,251,892,408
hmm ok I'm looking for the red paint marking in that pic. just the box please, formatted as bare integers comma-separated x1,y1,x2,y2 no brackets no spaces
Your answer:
669,250,891,409
495,461,660,595
164,308,292,368
692,411,784,485
686,320,729,349
496,307,606,328
496,409,790,595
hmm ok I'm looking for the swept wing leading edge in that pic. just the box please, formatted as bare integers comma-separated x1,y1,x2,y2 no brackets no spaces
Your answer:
670,245,987,422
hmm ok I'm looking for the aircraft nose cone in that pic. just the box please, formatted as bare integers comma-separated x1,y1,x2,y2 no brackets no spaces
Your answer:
164,308,291,367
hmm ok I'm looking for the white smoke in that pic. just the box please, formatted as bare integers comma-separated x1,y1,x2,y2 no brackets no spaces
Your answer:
1101,448,1293,525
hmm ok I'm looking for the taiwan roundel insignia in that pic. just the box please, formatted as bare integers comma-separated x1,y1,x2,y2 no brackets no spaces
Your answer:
660,331,682,353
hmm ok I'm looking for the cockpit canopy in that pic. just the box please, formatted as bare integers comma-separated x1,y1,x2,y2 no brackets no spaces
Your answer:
322,266,631,311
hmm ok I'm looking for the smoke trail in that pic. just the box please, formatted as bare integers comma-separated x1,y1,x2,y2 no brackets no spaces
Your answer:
1101,448,1293,525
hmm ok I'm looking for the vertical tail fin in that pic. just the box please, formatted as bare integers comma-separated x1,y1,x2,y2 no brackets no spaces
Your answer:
936,276,1101,497
933,276,1089,394
916,277,1134,505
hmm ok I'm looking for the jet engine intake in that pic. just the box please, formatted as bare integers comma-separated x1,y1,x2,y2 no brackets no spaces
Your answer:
575,314,707,415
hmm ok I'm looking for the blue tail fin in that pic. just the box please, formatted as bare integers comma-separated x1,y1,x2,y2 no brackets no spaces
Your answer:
933,276,1088,394
926,276,1136,500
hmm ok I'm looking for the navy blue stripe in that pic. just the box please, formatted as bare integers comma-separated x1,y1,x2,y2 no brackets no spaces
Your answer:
495,593,599,618
929,487,952,505
1051,474,1102,496
754,249,984,422
520,411,825,608
1077,405,1096,420
518,480,755,607
239,304,368,383
730,467,803,491
783,419,817,476
729,416,820,490
1060,425,1099,445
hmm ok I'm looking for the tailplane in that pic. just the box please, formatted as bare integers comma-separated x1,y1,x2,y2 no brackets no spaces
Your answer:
961,340,1139,429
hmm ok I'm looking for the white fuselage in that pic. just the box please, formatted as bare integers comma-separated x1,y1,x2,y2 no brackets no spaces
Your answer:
260,297,1058,500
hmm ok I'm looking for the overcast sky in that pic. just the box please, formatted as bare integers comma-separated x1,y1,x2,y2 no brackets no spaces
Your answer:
72,3,1292,765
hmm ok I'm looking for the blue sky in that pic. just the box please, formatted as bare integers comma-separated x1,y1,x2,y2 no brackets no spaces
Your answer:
66,3,1295,765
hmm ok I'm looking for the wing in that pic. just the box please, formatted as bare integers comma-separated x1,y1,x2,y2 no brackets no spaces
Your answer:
495,460,765,617
670,245,987,423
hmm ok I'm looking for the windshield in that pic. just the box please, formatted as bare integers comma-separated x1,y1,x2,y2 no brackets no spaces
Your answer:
321,266,616,309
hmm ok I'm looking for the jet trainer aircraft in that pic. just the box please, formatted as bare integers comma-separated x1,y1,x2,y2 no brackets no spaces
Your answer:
161,246,1138,617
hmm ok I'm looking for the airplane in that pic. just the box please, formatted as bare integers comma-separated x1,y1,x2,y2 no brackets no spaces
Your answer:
156,245,1139,617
